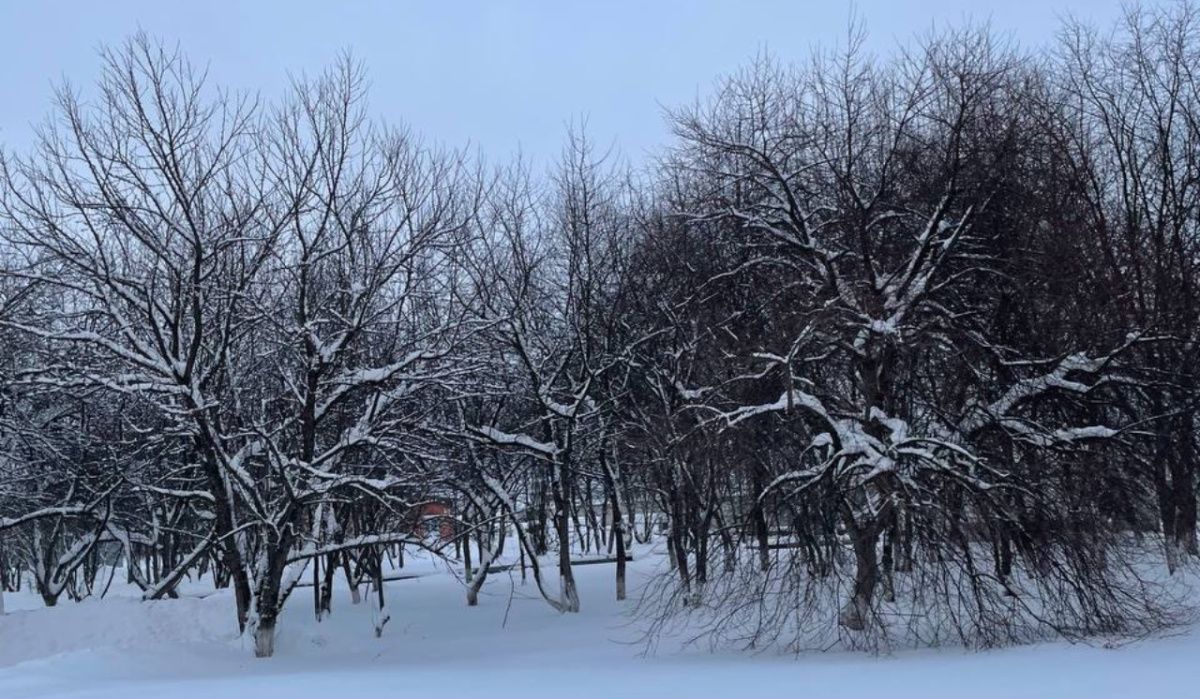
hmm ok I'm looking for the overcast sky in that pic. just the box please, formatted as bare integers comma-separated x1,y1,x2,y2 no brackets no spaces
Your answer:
0,0,1131,165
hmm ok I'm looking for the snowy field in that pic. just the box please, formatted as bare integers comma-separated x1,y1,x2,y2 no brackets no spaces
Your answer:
0,547,1196,699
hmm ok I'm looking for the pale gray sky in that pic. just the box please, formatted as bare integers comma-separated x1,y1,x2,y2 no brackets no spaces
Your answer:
0,0,1130,165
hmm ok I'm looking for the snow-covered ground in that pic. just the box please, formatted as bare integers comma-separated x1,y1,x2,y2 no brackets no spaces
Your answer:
0,546,1196,699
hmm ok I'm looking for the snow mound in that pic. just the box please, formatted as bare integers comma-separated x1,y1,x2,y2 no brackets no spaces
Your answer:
0,592,238,668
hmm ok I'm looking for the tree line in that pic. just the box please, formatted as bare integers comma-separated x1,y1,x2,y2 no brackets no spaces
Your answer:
0,4,1198,657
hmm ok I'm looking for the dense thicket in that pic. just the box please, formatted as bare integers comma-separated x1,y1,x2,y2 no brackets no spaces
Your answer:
1,5,1198,656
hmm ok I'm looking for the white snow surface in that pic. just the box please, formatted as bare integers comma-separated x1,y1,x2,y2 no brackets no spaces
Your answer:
0,548,1197,699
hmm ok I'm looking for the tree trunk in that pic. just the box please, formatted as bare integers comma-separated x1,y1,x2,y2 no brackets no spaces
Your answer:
318,553,336,618
371,548,389,638
555,492,580,612
551,430,580,612
466,513,506,606
312,553,323,621
1171,409,1199,557
838,512,880,632
252,552,287,658
600,444,629,601
199,444,251,631
342,552,361,604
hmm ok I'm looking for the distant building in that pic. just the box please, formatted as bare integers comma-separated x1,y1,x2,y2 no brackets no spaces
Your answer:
412,501,455,542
